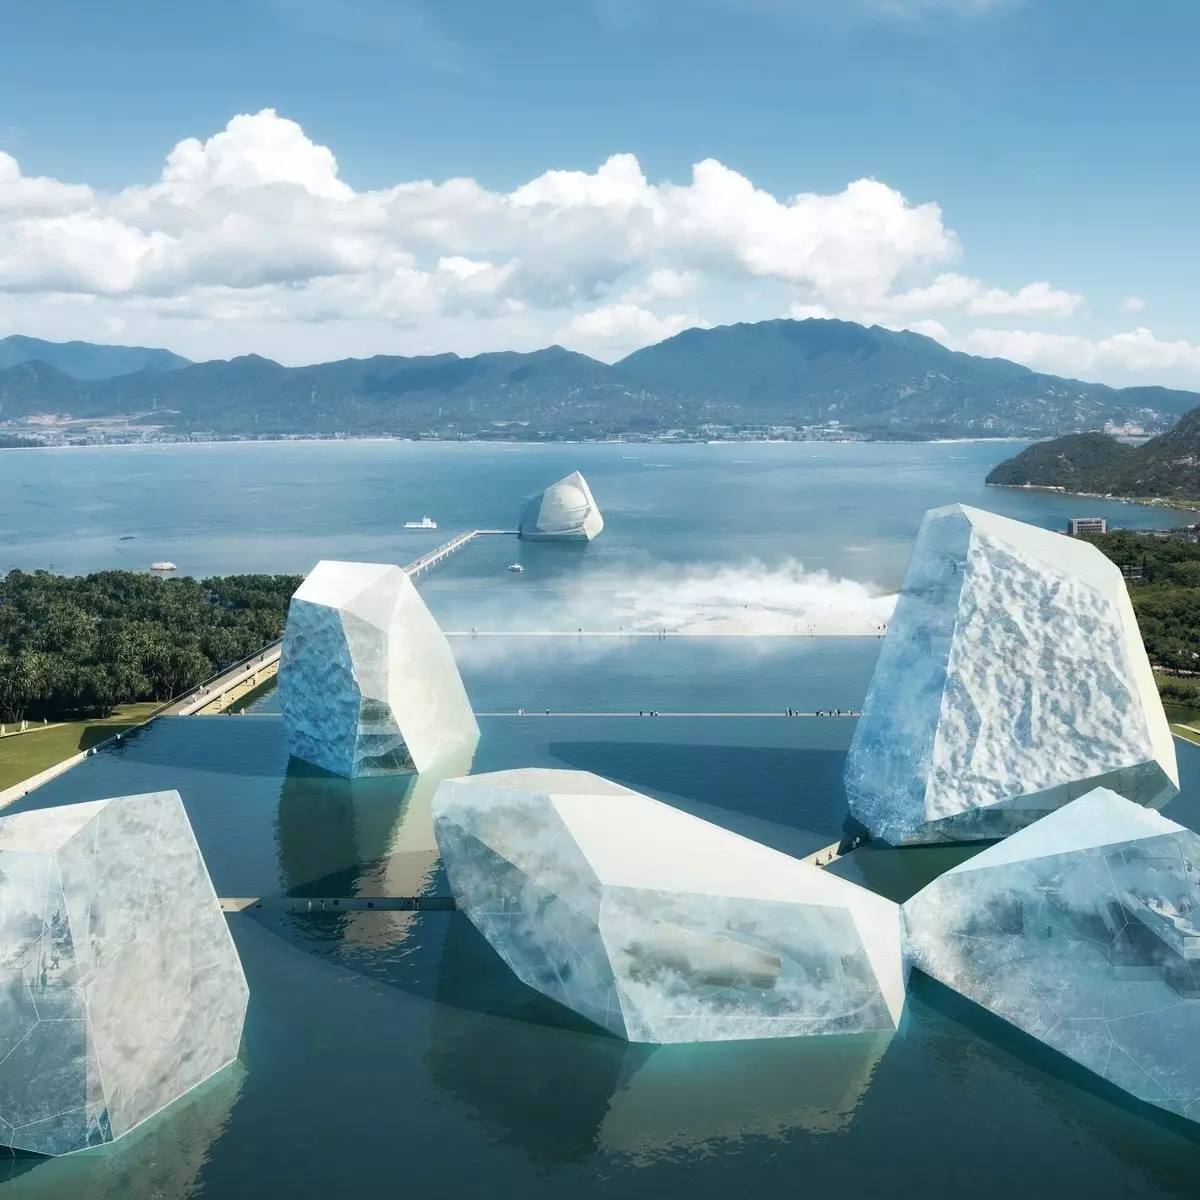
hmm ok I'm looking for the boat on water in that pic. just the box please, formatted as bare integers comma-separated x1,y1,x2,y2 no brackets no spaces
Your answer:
507,563,524,573
404,516,438,530
151,561,177,572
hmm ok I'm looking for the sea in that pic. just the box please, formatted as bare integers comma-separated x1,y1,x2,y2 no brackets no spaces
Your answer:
2,438,1200,1199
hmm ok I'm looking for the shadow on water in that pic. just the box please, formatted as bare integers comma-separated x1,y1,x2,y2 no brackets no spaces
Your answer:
548,741,850,843
827,842,990,904
0,1063,243,1197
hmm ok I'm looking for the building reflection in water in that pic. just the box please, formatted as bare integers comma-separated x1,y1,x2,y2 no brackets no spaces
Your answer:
274,749,474,950
425,912,891,1165
0,1063,244,1199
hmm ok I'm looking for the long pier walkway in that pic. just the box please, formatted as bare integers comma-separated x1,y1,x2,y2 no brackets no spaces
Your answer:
165,528,517,716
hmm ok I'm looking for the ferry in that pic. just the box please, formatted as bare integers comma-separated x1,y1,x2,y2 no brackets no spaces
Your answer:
150,561,178,572
404,516,438,530
507,563,524,573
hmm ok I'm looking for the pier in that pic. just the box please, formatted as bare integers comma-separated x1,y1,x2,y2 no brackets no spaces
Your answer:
405,528,514,577
220,895,456,913
168,528,516,715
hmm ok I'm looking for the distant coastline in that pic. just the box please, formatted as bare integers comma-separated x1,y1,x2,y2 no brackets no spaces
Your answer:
0,431,1033,451
987,481,1200,515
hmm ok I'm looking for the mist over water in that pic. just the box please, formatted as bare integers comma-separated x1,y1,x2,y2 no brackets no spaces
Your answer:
436,558,896,637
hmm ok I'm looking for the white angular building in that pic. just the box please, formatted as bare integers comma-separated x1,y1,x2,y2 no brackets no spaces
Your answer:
432,768,906,1043
518,471,604,541
0,791,248,1156
845,504,1177,845
904,788,1200,1125
278,560,480,777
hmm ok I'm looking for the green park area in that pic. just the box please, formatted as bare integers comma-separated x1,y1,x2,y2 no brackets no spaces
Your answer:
0,701,162,791
1082,529,1200,747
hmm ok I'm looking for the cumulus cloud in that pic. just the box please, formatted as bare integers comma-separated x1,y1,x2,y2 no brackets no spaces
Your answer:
0,106,1116,371
964,326,1200,384
561,304,708,356
878,273,1081,318
1120,295,1146,313
966,281,1082,317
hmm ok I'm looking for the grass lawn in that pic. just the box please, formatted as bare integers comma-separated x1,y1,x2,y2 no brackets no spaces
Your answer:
1165,703,1200,747
0,702,162,791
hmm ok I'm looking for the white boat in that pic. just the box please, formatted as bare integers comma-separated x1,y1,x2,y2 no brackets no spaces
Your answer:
151,561,177,572
404,516,438,530
507,563,524,573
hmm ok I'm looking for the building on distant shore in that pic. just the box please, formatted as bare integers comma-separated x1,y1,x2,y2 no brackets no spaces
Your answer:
1067,517,1107,536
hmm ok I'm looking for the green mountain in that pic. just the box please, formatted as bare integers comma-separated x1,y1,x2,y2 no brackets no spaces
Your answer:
614,320,1200,434
986,406,1200,501
2,319,1198,440
0,335,190,380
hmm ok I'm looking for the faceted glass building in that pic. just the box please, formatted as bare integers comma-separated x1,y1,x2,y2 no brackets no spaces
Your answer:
0,791,248,1156
432,768,906,1043
904,788,1200,1125
518,471,604,541
845,504,1177,845
278,560,480,777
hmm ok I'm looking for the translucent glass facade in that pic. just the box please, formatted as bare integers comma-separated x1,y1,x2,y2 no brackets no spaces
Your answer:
0,791,248,1156
845,504,1177,845
904,788,1200,1124
432,768,906,1043
278,560,480,777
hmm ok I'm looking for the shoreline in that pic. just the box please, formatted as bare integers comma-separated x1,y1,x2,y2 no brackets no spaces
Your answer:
986,481,1200,518
0,433,1035,452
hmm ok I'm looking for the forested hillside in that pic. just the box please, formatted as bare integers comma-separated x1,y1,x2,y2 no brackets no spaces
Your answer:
1084,530,1200,710
987,408,1200,501
0,570,300,722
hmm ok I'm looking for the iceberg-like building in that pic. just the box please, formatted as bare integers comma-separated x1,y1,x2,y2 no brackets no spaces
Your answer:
518,471,604,541
0,791,248,1156
432,768,906,1043
844,503,1177,845
904,788,1200,1125
278,560,480,777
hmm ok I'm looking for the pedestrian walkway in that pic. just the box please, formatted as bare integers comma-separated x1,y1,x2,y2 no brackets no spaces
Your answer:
477,710,859,718
0,720,64,738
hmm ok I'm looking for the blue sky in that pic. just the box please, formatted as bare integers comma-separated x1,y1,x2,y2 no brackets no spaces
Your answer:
1,0,1198,385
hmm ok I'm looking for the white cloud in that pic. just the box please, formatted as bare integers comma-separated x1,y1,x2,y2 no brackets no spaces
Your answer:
560,304,707,358
964,326,1200,385
879,273,1081,318
620,267,700,304
0,106,1141,378
966,280,1082,317
1120,295,1146,313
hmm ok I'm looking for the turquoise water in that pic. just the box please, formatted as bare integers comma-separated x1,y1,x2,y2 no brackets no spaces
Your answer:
3,441,1200,1197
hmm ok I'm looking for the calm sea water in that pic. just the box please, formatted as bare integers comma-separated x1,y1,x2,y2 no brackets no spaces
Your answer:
3,440,1200,1199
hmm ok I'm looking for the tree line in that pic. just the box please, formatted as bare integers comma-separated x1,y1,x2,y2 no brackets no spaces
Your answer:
0,569,301,722
1085,530,1200,706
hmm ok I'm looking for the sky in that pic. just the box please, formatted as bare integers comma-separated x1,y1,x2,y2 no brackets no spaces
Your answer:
1,0,1199,387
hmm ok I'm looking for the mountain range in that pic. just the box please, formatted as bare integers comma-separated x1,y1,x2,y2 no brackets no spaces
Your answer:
0,335,190,380
1,319,1197,441
986,407,1200,502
